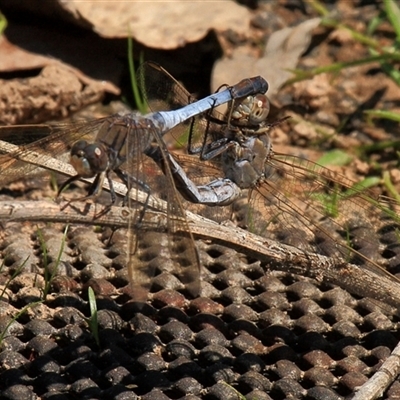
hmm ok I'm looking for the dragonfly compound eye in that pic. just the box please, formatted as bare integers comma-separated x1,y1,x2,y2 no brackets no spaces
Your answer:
70,141,109,177
248,94,270,125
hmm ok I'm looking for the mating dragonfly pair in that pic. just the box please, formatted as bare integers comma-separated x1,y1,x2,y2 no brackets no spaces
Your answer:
0,62,399,302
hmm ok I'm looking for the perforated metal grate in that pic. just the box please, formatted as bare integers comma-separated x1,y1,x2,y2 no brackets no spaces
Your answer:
1,222,400,400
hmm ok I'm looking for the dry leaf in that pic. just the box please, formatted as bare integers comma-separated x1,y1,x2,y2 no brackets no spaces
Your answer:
212,18,321,100
58,0,252,49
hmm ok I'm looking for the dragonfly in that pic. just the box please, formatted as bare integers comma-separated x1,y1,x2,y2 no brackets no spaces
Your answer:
137,61,400,301
0,71,268,300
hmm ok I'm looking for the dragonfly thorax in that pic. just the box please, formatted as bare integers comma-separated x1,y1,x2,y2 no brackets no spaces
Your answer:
70,140,109,178
222,134,272,189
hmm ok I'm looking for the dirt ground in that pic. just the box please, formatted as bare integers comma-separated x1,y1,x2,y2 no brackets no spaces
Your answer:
1,1,400,399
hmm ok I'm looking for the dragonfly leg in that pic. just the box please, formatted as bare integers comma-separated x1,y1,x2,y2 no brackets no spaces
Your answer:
58,171,113,217
57,174,81,198
66,172,107,201
57,172,107,203
200,139,236,161
114,168,151,226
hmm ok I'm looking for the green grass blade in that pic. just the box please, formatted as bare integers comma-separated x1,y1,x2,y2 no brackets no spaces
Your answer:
0,301,43,348
286,52,400,84
87,286,100,347
369,47,400,85
359,139,400,154
36,227,48,273
307,0,330,16
342,176,381,198
311,176,380,218
0,256,29,299
321,19,380,49
316,149,353,167
383,170,400,204
0,11,7,36
127,36,147,114
367,12,385,36
384,0,400,40
364,109,400,122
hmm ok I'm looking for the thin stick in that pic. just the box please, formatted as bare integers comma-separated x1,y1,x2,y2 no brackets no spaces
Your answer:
352,340,400,400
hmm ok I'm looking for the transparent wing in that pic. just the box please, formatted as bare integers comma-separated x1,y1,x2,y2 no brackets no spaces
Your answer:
0,118,112,187
117,121,201,301
137,61,228,152
172,148,400,294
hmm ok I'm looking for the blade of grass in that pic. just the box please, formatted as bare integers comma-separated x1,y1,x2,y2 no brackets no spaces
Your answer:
87,286,100,347
367,12,386,36
221,382,246,399
322,19,381,50
0,301,43,348
285,4,400,87
0,11,7,36
0,256,29,299
359,139,400,154
127,36,147,114
369,48,400,85
311,176,380,219
307,0,330,17
36,229,48,292
310,0,378,48
384,0,400,40
316,149,353,167
285,53,400,85
383,170,400,204
342,176,381,198
310,185,339,218
364,109,400,123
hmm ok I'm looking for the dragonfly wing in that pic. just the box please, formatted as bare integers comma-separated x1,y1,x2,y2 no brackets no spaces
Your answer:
137,61,227,152
112,119,201,300
169,145,400,295
151,130,201,298
0,118,111,187
249,152,400,286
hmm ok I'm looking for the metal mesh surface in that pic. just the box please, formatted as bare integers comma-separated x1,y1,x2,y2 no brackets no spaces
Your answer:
1,221,400,400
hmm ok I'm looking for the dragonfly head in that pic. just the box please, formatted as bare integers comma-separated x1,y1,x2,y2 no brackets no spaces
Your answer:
70,140,109,178
230,94,270,127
